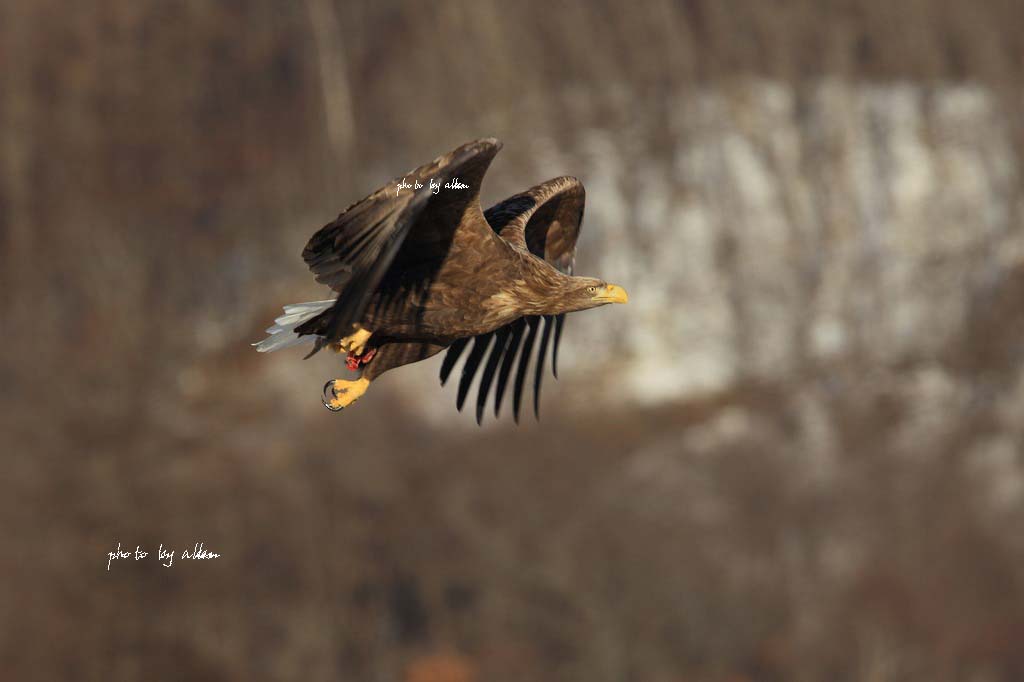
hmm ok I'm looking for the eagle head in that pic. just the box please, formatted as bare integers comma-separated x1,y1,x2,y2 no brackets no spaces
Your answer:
558,277,629,313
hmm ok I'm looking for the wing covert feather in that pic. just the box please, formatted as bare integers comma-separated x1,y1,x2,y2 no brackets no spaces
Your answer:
298,139,502,349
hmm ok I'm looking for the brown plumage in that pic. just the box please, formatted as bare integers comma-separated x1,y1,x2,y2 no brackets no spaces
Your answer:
254,138,628,421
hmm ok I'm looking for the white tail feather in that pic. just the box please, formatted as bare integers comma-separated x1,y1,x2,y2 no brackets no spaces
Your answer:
252,299,334,353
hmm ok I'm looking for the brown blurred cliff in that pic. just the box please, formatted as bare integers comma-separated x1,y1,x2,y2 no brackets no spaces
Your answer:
2,2,1024,681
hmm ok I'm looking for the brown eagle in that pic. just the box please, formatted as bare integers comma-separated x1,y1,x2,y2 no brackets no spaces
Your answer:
254,138,628,422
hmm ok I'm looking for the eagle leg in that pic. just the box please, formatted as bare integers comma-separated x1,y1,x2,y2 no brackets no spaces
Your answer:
322,377,371,411
331,327,373,356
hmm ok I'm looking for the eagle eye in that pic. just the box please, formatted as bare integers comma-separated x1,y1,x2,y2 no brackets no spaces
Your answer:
586,285,597,294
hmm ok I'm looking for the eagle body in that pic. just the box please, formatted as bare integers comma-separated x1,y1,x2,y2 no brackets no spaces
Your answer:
255,139,628,421
311,234,577,346
361,227,523,343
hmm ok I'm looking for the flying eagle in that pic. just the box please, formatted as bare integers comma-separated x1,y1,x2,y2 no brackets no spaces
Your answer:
254,138,628,422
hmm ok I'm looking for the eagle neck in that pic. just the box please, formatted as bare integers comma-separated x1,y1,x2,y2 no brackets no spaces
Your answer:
508,254,574,316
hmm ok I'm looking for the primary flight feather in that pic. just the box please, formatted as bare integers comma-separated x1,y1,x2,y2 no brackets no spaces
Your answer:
254,138,628,421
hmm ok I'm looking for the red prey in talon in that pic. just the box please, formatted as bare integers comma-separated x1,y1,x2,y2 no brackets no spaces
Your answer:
346,347,377,371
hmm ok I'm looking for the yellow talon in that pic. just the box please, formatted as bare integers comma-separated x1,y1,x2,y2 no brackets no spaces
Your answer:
332,327,373,356
322,377,371,411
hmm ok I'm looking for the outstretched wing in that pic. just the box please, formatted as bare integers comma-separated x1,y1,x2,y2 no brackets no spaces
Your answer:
440,177,586,423
297,138,502,352
491,175,584,276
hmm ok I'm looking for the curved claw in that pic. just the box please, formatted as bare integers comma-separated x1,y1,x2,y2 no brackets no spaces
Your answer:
321,376,370,412
322,380,345,411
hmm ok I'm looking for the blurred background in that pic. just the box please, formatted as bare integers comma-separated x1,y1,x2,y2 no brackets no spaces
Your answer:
3,1,1024,680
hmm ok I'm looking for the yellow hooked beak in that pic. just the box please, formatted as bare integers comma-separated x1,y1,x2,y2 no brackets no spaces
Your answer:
594,283,629,304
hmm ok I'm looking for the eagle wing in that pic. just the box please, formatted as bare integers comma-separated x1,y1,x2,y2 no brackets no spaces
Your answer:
440,177,586,423
298,138,502,352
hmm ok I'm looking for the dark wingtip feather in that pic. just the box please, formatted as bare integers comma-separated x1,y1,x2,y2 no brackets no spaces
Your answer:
512,317,540,423
533,316,554,420
494,319,527,418
457,335,491,412
552,314,566,379
476,326,512,425
440,338,470,385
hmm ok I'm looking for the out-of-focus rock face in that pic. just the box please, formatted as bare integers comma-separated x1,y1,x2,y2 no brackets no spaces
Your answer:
552,80,1022,405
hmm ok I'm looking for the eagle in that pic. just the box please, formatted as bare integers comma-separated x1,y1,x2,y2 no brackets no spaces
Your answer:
254,138,628,422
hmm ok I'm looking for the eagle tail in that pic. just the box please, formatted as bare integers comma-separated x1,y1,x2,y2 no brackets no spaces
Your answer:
252,299,335,353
